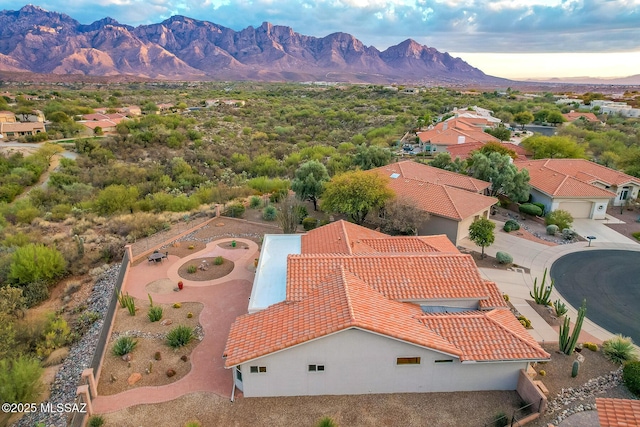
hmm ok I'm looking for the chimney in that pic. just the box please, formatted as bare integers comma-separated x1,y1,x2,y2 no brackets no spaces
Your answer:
457,135,465,144
443,122,448,131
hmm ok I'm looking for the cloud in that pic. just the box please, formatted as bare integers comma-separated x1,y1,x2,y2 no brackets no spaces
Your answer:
4,0,640,53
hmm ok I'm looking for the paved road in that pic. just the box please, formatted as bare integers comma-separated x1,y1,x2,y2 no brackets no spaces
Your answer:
550,250,640,344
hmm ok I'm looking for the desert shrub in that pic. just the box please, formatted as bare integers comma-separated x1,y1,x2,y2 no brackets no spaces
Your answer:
23,280,50,307
602,335,638,364
546,209,574,230
262,205,277,221
173,303,181,308
295,205,309,221
9,243,66,286
532,202,546,215
35,314,72,358
166,325,194,348
583,342,599,351
184,422,202,427
633,231,640,241
503,219,520,232
148,306,163,322
519,203,542,216
0,356,43,403
214,256,224,265
492,411,509,427
302,216,318,231
503,294,510,302
496,251,513,264
539,369,546,376
546,224,559,235
316,417,338,427
623,361,640,397
517,315,532,329
223,202,245,218
154,351,162,361
112,336,137,356
107,212,166,239
88,415,106,427
187,265,197,274
249,196,262,209
562,228,576,240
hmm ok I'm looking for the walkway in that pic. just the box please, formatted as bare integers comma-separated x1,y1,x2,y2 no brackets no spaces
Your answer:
459,221,640,346
91,238,259,413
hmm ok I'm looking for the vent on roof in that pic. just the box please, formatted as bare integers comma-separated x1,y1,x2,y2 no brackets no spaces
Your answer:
390,173,400,179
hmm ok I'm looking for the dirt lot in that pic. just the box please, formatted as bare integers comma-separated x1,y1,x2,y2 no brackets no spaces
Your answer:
604,205,640,242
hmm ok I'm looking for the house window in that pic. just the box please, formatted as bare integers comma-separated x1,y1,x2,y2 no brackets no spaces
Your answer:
435,359,453,363
308,364,325,372
250,366,267,373
236,367,242,381
396,357,421,365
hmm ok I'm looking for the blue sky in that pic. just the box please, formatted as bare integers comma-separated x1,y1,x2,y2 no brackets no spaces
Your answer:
6,0,640,79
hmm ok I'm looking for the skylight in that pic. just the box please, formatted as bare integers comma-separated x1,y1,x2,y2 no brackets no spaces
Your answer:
390,173,400,179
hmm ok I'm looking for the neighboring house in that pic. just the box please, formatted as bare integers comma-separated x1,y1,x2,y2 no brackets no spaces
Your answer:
80,119,118,135
369,161,497,245
515,159,640,218
591,100,640,118
562,111,601,124
224,221,549,398
22,110,45,123
121,105,141,116
0,111,16,123
0,122,46,140
206,99,246,107
596,398,640,427
417,117,501,154
446,141,531,161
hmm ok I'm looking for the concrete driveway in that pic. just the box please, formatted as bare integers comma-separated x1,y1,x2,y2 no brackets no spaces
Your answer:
572,218,637,244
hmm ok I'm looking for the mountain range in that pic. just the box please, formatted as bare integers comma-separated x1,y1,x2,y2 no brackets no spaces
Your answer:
0,5,509,85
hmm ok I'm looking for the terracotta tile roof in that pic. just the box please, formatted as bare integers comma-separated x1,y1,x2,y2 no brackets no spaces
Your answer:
224,267,462,367
516,160,624,197
563,111,600,122
382,176,497,221
479,281,508,310
301,220,387,254
418,309,550,361
417,118,500,146
359,235,459,254
286,253,492,302
596,398,640,427
0,122,45,132
81,119,118,130
372,160,491,193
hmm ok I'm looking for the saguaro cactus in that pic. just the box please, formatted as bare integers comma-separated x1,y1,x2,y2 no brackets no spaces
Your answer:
559,299,587,355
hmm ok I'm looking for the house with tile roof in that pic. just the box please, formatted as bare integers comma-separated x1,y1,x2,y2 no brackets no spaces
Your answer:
0,122,46,140
0,111,16,123
369,161,498,245
224,220,549,397
417,117,501,155
515,159,640,219
562,111,601,124
596,398,640,427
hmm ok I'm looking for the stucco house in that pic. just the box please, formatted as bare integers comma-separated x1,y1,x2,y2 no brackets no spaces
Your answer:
369,161,498,245
417,117,501,154
0,122,46,140
515,159,640,219
224,221,549,398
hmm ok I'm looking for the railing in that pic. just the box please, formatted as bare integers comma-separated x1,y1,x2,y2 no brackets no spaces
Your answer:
483,400,537,427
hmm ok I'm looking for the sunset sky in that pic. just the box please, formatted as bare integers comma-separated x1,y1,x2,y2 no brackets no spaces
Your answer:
4,0,640,79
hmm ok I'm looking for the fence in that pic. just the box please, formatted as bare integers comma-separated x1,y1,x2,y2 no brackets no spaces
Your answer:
483,401,537,427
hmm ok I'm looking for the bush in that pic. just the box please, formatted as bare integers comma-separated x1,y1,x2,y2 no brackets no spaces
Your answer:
633,231,640,241
302,216,319,231
602,335,638,364
187,265,197,274
112,336,137,356
23,280,50,307
222,202,245,218
532,202,546,215
148,306,163,322
562,228,576,240
262,205,277,221
0,356,43,404
495,251,513,264
316,417,338,427
517,315,532,329
249,196,262,209
214,256,223,265
9,243,67,286
166,325,194,348
88,415,106,427
503,219,520,232
519,203,543,216
184,422,202,427
623,361,640,397
493,412,509,427
295,205,309,222
546,209,574,230
583,342,599,351
553,299,568,317
546,224,559,235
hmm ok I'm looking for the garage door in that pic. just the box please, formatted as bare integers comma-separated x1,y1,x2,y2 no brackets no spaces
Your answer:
557,201,593,218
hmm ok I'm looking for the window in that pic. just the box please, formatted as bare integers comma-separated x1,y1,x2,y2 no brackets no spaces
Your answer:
308,364,325,372
235,367,242,381
435,359,453,363
250,366,267,373
396,357,421,365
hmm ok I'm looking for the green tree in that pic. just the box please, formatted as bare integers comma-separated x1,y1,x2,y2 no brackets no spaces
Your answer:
484,126,511,141
477,141,517,159
0,356,44,404
469,152,530,201
380,197,430,235
468,217,495,259
521,135,585,159
321,171,394,224
291,160,330,211
513,111,534,130
94,184,140,215
353,144,393,170
8,244,67,286
546,110,567,126
429,153,467,173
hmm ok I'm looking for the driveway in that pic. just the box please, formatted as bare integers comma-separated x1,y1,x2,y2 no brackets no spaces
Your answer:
572,218,637,244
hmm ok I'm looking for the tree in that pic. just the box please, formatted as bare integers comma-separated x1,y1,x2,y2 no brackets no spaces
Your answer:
277,195,302,234
513,111,534,130
353,144,393,170
429,153,467,173
380,197,430,235
545,209,573,230
291,160,329,211
8,244,66,286
469,152,530,202
94,184,139,215
468,217,495,259
521,135,585,159
477,141,517,159
484,126,511,141
546,110,567,126
321,171,394,224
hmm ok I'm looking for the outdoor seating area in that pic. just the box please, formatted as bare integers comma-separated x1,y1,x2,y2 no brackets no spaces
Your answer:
148,250,169,263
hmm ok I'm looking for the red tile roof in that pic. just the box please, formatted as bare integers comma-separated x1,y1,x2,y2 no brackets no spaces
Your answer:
563,111,600,123
596,398,640,427
447,141,531,161
301,220,387,254
417,118,501,146
225,267,544,367
374,160,490,192
515,159,635,197
286,253,494,302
